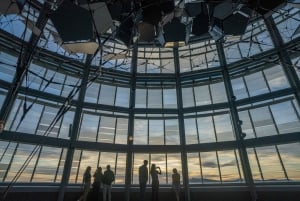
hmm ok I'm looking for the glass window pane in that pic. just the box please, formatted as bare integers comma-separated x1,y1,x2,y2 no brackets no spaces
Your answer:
218,150,242,182
184,118,198,145
115,118,128,145
198,116,216,143
247,148,263,181
256,146,286,181
79,113,99,142
277,143,300,181
165,119,180,145
270,101,300,134
115,87,130,107
149,120,164,145
250,107,277,137
98,116,116,143
0,141,17,181
148,89,162,108
134,119,148,145
135,89,146,108
194,85,211,106
231,77,248,100
264,65,290,91
163,89,177,109
214,114,235,142
6,143,37,182
244,72,269,96
182,87,194,108
32,147,62,182
187,152,201,184
99,84,116,105
201,151,220,183
210,82,227,104
115,153,126,184
85,82,100,103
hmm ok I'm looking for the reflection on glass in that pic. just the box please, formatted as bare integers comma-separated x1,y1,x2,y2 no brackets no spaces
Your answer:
277,143,300,181
255,146,286,181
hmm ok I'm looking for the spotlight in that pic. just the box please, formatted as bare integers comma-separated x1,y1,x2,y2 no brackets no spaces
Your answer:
157,18,189,47
80,2,113,34
116,16,134,47
138,22,156,42
185,2,203,17
50,0,99,54
210,4,252,37
213,1,236,20
192,13,210,37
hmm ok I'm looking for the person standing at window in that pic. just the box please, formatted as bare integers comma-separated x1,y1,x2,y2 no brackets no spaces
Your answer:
139,160,148,201
150,164,161,201
102,165,115,201
93,166,103,201
172,168,180,201
78,166,92,201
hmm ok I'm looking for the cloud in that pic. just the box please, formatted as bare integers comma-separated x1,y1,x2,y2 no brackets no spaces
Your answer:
202,161,218,168
220,160,236,167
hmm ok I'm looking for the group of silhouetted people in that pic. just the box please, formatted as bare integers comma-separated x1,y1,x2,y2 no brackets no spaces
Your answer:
77,165,115,201
139,160,181,201
78,160,180,201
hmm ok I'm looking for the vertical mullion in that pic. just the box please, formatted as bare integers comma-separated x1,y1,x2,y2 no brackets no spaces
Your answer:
195,117,200,144
54,148,64,182
30,146,42,182
113,118,117,144
199,152,203,184
234,149,242,181
253,148,264,181
96,116,101,143
212,115,218,142
174,47,190,201
75,150,83,183
114,152,118,183
268,106,289,180
216,151,222,183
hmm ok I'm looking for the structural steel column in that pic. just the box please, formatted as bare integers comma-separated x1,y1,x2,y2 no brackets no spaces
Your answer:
264,17,300,103
173,47,190,201
57,55,92,201
216,41,257,201
125,44,138,201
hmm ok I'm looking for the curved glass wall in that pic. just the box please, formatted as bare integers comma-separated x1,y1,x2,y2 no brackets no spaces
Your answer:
0,2,300,201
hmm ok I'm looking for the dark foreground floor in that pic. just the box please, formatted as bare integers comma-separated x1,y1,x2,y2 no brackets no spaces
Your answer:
1,186,300,201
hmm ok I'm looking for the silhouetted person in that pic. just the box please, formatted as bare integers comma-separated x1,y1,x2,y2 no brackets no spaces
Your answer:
172,168,180,201
102,165,115,201
150,164,161,201
78,166,92,201
139,160,148,201
93,166,103,201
